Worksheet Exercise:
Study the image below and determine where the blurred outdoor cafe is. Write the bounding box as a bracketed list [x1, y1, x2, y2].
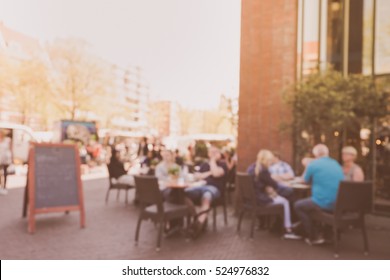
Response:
[100, 133, 380, 258]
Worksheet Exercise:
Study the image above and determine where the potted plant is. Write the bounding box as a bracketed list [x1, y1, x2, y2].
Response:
[168, 166, 180, 180]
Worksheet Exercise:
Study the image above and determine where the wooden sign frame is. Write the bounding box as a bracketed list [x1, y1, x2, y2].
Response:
[24, 142, 85, 233]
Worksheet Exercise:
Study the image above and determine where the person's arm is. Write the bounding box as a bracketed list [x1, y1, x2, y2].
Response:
[194, 163, 211, 180]
[303, 163, 314, 183]
[353, 166, 365, 182]
[277, 163, 295, 180]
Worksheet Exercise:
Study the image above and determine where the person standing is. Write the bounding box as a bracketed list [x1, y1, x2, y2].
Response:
[137, 137, 149, 158]
[0, 131, 12, 195]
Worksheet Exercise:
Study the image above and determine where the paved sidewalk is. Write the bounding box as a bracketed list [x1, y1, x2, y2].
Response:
[1, 178, 390, 260]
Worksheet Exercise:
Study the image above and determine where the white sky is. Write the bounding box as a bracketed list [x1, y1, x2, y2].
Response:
[0, 0, 241, 109]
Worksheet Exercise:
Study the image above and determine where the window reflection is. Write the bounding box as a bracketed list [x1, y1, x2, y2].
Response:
[297, 0, 390, 77]
[302, 0, 320, 76]
[362, 0, 374, 75]
[375, 0, 390, 74]
[327, 0, 343, 71]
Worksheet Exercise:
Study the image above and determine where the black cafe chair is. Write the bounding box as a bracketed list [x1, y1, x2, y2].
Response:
[225, 166, 236, 204]
[310, 181, 372, 258]
[105, 165, 135, 204]
[235, 172, 283, 239]
[134, 175, 192, 251]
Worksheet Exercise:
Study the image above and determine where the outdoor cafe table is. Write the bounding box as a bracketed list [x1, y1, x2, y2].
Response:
[284, 178, 311, 197]
[159, 178, 194, 237]
[161, 179, 189, 204]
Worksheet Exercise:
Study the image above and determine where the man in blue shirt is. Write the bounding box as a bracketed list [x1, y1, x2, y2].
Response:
[294, 144, 344, 245]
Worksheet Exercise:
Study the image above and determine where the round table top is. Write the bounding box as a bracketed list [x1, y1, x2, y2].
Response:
[161, 179, 190, 189]
[284, 177, 311, 189]
[290, 182, 310, 189]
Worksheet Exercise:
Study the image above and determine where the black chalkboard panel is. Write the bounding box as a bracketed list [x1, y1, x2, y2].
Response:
[34, 145, 80, 208]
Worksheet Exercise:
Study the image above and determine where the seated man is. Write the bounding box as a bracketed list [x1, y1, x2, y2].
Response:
[269, 152, 295, 200]
[185, 146, 227, 237]
[269, 152, 295, 182]
[294, 144, 344, 245]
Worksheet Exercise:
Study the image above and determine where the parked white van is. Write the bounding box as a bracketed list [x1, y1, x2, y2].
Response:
[0, 122, 38, 164]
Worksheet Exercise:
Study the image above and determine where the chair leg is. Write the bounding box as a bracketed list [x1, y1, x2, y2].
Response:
[135, 215, 143, 245]
[237, 210, 245, 233]
[250, 213, 256, 239]
[223, 204, 228, 226]
[186, 215, 191, 230]
[361, 217, 369, 255]
[156, 220, 164, 252]
[213, 207, 217, 231]
[116, 189, 120, 201]
[125, 189, 129, 204]
[333, 227, 339, 258]
[105, 189, 110, 204]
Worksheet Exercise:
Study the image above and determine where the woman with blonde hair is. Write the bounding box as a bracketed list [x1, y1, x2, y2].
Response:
[247, 149, 300, 239]
[342, 146, 364, 182]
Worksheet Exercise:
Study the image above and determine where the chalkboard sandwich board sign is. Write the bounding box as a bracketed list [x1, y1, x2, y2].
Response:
[23, 143, 86, 233]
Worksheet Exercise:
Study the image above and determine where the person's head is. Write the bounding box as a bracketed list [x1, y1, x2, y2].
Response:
[255, 149, 274, 176]
[161, 149, 174, 163]
[312, 144, 329, 158]
[208, 146, 221, 161]
[342, 146, 358, 163]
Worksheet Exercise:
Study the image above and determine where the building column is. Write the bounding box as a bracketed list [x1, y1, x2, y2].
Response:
[237, 0, 298, 171]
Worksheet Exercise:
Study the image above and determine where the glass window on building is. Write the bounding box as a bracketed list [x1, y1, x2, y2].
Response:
[375, 0, 390, 75]
[362, 0, 374, 75]
[327, 0, 343, 72]
[303, 0, 320, 76]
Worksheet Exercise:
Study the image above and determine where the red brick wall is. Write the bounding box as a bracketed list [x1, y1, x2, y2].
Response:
[237, 0, 298, 171]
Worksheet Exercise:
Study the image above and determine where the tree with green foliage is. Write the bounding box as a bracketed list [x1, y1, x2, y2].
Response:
[285, 70, 389, 172]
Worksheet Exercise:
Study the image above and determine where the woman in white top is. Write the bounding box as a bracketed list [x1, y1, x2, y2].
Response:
[155, 150, 180, 183]
[342, 146, 364, 182]
[0, 131, 12, 195]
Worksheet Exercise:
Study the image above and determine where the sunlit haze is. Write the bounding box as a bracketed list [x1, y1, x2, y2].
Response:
[0, 0, 241, 109]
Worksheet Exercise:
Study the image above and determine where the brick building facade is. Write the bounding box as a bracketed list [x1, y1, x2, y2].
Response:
[237, 0, 298, 171]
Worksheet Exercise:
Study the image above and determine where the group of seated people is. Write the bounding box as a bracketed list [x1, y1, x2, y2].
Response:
[247, 144, 364, 244]
[108, 145, 229, 238]
[107, 142, 365, 244]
